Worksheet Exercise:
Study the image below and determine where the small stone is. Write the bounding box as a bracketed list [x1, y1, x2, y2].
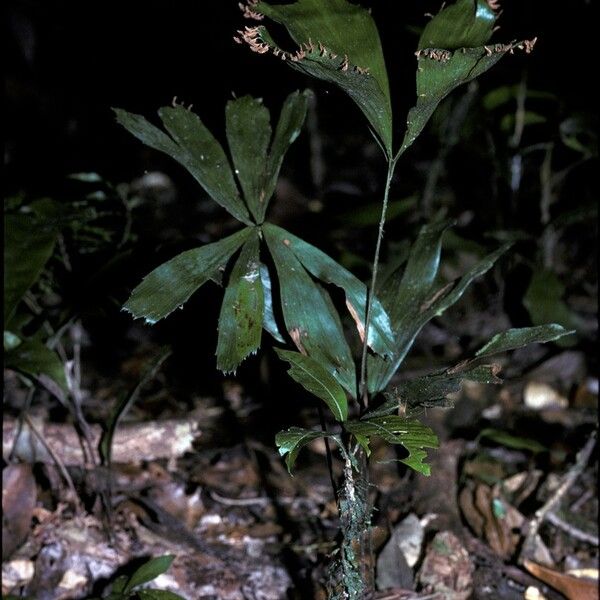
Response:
[524, 381, 568, 410]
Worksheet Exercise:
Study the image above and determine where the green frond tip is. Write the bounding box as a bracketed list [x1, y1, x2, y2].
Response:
[114, 90, 310, 225]
[216, 233, 264, 374]
[123, 228, 252, 324]
[239, 0, 393, 156]
[398, 0, 537, 158]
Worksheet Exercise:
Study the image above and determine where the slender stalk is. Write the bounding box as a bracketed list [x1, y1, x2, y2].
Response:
[318, 404, 339, 504]
[358, 158, 397, 409]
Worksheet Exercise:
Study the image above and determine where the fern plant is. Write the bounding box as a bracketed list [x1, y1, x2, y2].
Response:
[115, 1, 570, 597]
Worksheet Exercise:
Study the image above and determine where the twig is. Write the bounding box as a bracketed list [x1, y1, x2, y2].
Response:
[570, 488, 594, 512]
[518, 431, 597, 564]
[22, 414, 83, 513]
[67, 321, 98, 467]
[208, 489, 271, 506]
[545, 511, 599, 546]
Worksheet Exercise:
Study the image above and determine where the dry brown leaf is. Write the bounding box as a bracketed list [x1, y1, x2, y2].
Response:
[499, 470, 543, 506]
[524, 559, 599, 600]
[459, 485, 485, 537]
[2, 464, 37, 560]
[476, 483, 522, 559]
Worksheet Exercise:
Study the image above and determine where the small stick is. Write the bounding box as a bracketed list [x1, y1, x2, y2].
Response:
[23, 414, 83, 513]
[545, 511, 599, 546]
[518, 431, 597, 563]
[208, 490, 271, 507]
[570, 487, 593, 512]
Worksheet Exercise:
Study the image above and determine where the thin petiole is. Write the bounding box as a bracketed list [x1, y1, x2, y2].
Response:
[358, 158, 398, 409]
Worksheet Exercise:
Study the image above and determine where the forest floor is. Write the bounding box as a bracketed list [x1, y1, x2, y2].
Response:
[2, 331, 598, 600]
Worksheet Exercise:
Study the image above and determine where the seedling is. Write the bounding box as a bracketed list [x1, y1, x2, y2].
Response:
[116, 2, 570, 597]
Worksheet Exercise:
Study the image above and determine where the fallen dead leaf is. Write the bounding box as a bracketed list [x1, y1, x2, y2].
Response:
[2, 464, 37, 560]
[148, 479, 205, 530]
[524, 559, 599, 600]
[499, 470, 543, 506]
[460, 482, 524, 560]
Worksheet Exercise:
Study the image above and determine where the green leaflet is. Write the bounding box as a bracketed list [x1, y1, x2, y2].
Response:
[367, 222, 512, 393]
[399, 0, 533, 156]
[114, 107, 252, 225]
[225, 90, 311, 224]
[116, 92, 310, 225]
[478, 428, 548, 454]
[262, 90, 312, 220]
[4, 214, 57, 324]
[264, 223, 394, 357]
[106, 574, 128, 596]
[158, 106, 251, 224]
[345, 417, 439, 476]
[226, 96, 272, 223]
[4, 339, 68, 399]
[364, 363, 502, 419]
[124, 228, 252, 324]
[259, 263, 285, 343]
[275, 349, 348, 421]
[216, 234, 264, 373]
[122, 555, 174, 593]
[275, 426, 344, 474]
[419, 0, 495, 50]
[264, 226, 356, 396]
[475, 324, 574, 358]
[251, 0, 393, 156]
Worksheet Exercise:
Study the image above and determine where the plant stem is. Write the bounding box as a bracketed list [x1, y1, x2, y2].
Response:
[329, 449, 373, 599]
[337, 158, 396, 598]
[359, 159, 397, 409]
[318, 404, 339, 504]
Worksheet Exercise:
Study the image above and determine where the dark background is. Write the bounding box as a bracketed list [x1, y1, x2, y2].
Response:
[5, 0, 598, 194]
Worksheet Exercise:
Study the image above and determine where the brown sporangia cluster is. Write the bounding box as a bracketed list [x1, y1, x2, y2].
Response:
[415, 48, 453, 62]
[238, 0, 263, 21]
[415, 37, 537, 64]
[234, 3, 371, 75]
